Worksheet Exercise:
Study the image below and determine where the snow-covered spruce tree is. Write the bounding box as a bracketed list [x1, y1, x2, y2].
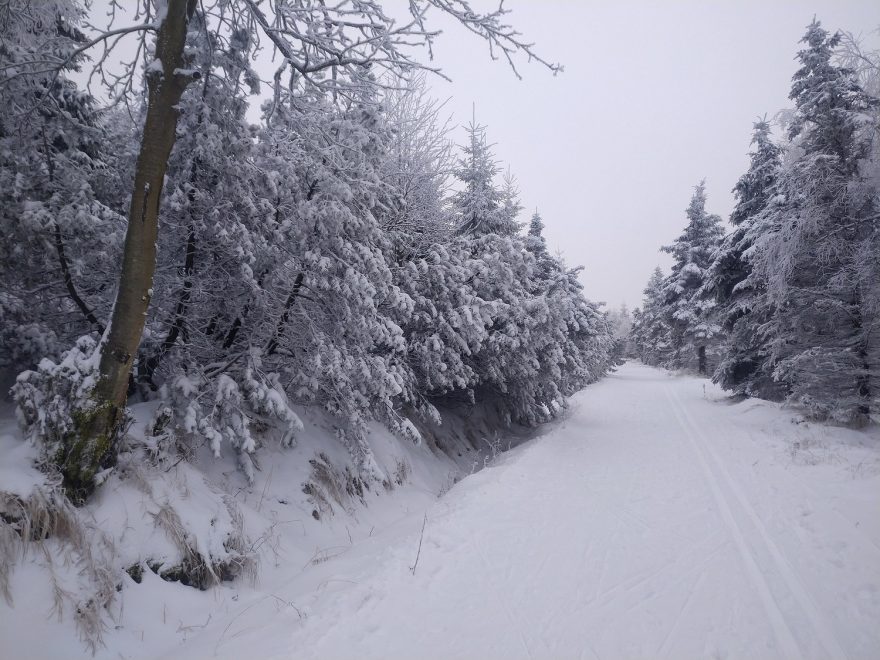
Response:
[0, 1, 122, 370]
[659, 182, 725, 374]
[630, 267, 672, 366]
[525, 211, 556, 278]
[705, 119, 786, 399]
[499, 169, 526, 235]
[455, 121, 518, 237]
[548, 262, 616, 394]
[477, 229, 612, 422]
[630, 306, 644, 356]
[752, 20, 879, 423]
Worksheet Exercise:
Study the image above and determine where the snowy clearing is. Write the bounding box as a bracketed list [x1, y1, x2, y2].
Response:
[143, 362, 879, 659]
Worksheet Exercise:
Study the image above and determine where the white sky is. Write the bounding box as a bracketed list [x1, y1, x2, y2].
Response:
[416, 0, 880, 309]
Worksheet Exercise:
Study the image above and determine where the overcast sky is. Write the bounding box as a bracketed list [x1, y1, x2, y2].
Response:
[415, 0, 880, 309]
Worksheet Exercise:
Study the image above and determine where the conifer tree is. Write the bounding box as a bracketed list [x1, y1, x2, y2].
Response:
[707, 120, 784, 398]
[753, 20, 878, 423]
[0, 1, 122, 368]
[631, 267, 671, 366]
[498, 169, 525, 236]
[524, 211, 556, 282]
[660, 182, 725, 374]
[454, 121, 507, 236]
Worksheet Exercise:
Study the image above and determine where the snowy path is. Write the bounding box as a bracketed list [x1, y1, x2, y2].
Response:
[170, 363, 880, 660]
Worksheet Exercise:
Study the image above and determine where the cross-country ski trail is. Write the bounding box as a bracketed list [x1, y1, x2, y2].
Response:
[166, 362, 880, 660]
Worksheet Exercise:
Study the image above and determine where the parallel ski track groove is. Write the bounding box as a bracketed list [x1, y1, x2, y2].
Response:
[668, 386, 848, 660]
[664, 386, 803, 660]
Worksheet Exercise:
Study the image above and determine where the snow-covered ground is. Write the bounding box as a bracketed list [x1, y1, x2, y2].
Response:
[4, 362, 880, 659]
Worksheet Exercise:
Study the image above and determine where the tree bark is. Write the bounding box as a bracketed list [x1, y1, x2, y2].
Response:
[63, 0, 197, 502]
[41, 128, 106, 335]
[267, 272, 305, 355]
[54, 222, 106, 335]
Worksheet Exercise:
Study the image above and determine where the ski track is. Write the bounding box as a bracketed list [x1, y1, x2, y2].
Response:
[163, 363, 880, 660]
[664, 385, 803, 659]
[668, 386, 849, 660]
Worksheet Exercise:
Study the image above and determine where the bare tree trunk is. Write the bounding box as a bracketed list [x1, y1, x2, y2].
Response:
[62, 0, 197, 502]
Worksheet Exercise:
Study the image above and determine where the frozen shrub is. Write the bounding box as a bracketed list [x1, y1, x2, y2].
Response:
[11, 336, 120, 501]
[156, 353, 303, 483]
